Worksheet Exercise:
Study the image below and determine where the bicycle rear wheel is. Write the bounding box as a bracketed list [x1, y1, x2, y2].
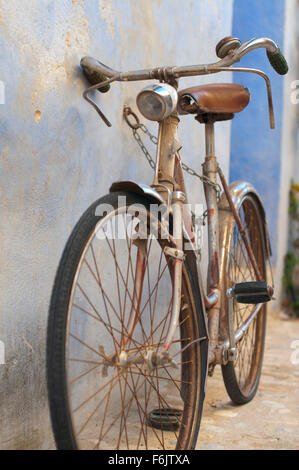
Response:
[47, 191, 207, 449]
[220, 193, 267, 404]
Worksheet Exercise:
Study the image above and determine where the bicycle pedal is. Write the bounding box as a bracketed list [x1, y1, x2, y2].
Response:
[228, 282, 274, 304]
[147, 408, 182, 431]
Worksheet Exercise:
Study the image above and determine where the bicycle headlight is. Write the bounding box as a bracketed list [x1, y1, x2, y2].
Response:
[136, 83, 178, 121]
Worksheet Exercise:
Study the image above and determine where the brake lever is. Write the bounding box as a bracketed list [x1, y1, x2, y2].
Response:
[208, 66, 275, 129]
[82, 76, 118, 127]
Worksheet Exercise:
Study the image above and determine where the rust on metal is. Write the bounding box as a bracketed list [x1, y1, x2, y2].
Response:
[123, 105, 140, 129]
[207, 208, 215, 223]
[210, 250, 219, 288]
[204, 290, 218, 309]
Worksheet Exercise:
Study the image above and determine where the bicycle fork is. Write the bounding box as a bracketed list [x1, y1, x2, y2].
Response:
[123, 114, 187, 360]
[122, 195, 185, 354]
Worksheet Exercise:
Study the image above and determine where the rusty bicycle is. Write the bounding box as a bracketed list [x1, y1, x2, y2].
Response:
[47, 36, 288, 450]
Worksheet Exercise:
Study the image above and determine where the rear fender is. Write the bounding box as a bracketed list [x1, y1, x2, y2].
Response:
[218, 180, 271, 341]
[219, 180, 271, 259]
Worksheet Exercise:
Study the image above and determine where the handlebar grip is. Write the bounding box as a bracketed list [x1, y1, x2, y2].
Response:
[266, 47, 288, 75]
[80, 57, 111, 93]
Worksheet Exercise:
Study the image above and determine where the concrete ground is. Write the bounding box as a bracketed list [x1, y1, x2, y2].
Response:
[196, 313, 299, 450]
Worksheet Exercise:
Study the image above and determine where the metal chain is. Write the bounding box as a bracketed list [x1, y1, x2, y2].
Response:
[132, 121, 222, 201]
[180, 162, 222, 202]
[132, 124, 157, 170]
[131, 119, 215, 234]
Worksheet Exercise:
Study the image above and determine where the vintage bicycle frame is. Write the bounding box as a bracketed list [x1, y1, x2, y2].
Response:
[112, 108, 268, 368]
[82, 37, 279, 367]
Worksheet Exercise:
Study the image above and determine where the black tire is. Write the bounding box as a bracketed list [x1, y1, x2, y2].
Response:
[47, 191, 208, 450]
[220, 194, 267, 405]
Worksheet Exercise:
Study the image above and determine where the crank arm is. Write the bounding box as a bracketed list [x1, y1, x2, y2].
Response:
[220, 282, 273, 364]
[220, 303, 262, 364]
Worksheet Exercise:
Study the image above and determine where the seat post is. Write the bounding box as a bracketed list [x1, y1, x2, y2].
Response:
[205, 122, 215, 157]
[203, 121, 217, 183]
[202, 120, 221, 354]
[205, 122, 215, 158]
[202, 120, 219, 282]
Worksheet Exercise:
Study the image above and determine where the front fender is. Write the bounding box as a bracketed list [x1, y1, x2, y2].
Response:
[110, 180, 164, 205]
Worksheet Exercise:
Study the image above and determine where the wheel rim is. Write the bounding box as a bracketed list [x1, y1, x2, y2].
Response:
[64, 205, 199, 449]
[227, 196, 266, 397]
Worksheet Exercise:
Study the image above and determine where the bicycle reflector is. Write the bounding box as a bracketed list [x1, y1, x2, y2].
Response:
[136, 83, 178, 121]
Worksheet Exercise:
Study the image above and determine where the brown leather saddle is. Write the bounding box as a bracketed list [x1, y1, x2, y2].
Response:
[178, 83, 250, 123]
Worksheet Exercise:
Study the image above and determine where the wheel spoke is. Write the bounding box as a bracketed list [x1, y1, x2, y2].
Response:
[60, 203, 201, 449]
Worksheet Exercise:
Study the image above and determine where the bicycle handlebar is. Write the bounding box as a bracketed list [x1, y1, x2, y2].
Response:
[81, 36, 288, 91]
[81, 36, 288, 128]
[236, 37, 288, 75]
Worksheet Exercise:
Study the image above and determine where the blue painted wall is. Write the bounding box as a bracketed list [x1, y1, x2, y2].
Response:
[230, 0, 286, 259]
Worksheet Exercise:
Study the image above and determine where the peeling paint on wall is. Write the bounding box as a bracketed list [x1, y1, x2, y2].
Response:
[98, 0, 116, 38]
[34, 110, 42, 123]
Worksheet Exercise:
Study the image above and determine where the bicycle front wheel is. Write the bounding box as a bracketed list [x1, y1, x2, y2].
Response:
[220, 193, 267, 404]
[47, 191, 206, 450]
